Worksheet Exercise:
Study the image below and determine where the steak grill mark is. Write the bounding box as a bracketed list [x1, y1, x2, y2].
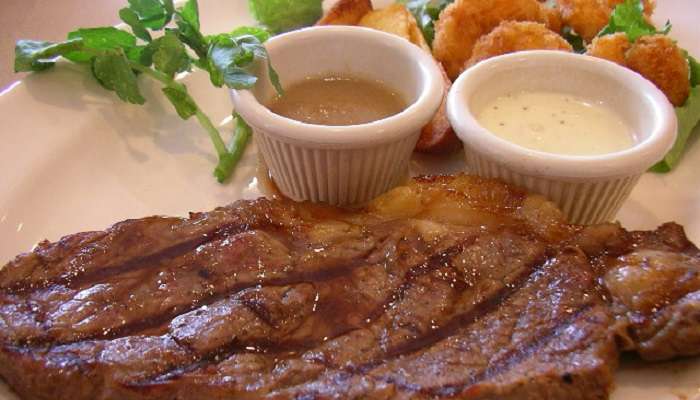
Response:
[2, 220, 258, 295]
[1, 176, 699, 400]
[135, 238, 484, 384]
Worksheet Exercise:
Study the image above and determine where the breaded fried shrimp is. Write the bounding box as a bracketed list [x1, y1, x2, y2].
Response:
[541, 5, 564, 33]
[626, 35, 690, 106]
[586, 32, 630, 65]
[433, 0, 558, 79]
[466, 21, 572, 67]
[559, 0, 656, 42]
[587, 34, 690, 106]
[557, 0, 611, 42]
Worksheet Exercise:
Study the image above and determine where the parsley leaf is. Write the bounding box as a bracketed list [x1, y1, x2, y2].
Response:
[91, 49, 145, 104]
[127, 0, 171, 30]
[223, 67, 258, 89]
[562, 27, 586, 53]
[229, 26, 271, 42]
[206, 33, 282, 94]
[149, 32, 190, 77]
[119, 7, 152, 42]
[239, 35, 283, 94]
[162, 0, 175, 19]
[173, 2, 207, 59]
[126, 44, 152, 65]
[598, 0, 670, 41]
[65, 27, 137, 63]
[14, 39, 83, 72]
[13, 0, 282, 183]
[179, 0, 200, 31]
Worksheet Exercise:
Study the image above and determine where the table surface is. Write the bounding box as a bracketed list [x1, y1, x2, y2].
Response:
[0, 0, 123, 90]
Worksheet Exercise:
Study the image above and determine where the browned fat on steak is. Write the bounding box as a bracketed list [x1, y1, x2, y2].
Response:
[0, 175, 699, 400]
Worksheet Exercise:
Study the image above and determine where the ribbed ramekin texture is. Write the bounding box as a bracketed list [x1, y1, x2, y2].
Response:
[465, 151, 641, 225]
[255, 131, 419, 206]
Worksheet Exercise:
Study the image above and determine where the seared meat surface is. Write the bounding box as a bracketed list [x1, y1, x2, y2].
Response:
[0, 175, 698, 400]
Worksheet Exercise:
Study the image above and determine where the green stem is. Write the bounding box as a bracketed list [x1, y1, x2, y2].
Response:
[129, 60, 227, 158]
[195, 109, 227, 157]
[128, 61, 175, 87]
[227, 116, 252, 166]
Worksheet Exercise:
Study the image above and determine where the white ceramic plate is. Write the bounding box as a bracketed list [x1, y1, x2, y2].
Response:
[0, 1, 698, 399]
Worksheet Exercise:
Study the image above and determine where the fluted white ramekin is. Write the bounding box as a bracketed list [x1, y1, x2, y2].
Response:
[446, 51, 677, 224]
[230, 26, 443, 205]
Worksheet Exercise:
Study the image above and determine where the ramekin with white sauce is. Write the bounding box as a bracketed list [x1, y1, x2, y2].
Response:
[446, 50, 677, 224]
[231, 26, 443, 205]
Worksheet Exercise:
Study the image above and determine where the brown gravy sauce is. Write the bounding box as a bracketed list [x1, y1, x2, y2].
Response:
[267, 75, 406, 126]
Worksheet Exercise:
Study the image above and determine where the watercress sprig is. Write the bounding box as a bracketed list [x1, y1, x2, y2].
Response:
[14, 0, 281, 183]
[597, 0, 671, 41]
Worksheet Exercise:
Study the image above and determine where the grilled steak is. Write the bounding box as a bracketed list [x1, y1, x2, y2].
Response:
[0, 175, 698, 400]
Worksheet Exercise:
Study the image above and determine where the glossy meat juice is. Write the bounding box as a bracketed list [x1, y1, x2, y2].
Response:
[0, 176, 698, 400]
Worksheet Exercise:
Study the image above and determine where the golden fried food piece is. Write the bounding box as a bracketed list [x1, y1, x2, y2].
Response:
[557, 0, 610, 42]
[626, 35, 690, 107]
[316, 0, 372, 26]
[407, 12, 432, 53]
[415, 63, 462, 153]
[558, 0, 655, 42]
[356, 4, 453, 152]
[357, 4, 431, 52]
[466, 21, 572, 67]
[433, 0, 559, 80]
[318, 2, 430, 53]
[328, 3, 450, 152]
[586, 32, 630, 65]
[541, 5, 564, 33]
[359, 4, 412, 40]
[587, 33, 690, 106]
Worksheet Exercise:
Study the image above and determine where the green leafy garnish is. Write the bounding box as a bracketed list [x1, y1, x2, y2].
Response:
[651, 56, 700, 172]
[596, 0, 699, 172]
[562, 27, 585, 53]
[228, 26, 271, 43]
[214, 114, 252, 182]
[690, 55, 700, 85]
[148, 32, 190, 77]
[399, 0, 452, 46]
[127, 0, 173, 30]
[13, 0, 282, 183]
[207, 32, 283, 94]
[248, 0, 322, 34]
[178, 0, 200, 31]
[14, 39, 83, 72]
[598, 0, 670, 41]
[91, 49, 146, 104]
[119, 8, 153, 42]
[65, 27, 137, 63]
[173, 0, 207, 59]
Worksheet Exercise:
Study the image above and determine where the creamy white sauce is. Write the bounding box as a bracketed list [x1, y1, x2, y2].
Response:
[476, 91, 635, 156]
